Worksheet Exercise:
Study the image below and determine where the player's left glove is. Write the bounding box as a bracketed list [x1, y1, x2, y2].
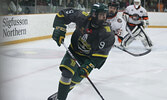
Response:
[52, 24, 66, 46]
[79, 60, 95, 78]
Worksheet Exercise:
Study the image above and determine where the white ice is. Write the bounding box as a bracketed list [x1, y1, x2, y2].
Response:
[0, 28, 167, 100]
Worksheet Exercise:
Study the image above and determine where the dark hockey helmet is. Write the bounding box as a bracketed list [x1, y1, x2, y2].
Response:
[107, 1, 120, 18]
[90, 3, 108, 16]
[108, 1, 120, 9]
[90, 3, 108, 28]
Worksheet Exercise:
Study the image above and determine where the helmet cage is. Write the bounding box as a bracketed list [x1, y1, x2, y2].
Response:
[134, 0, 141, 8]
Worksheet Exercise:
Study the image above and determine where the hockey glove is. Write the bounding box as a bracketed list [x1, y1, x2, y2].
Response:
[79, 60, 95, 78]
[140, 20, 149, 27]
[52, 24, 66, 46]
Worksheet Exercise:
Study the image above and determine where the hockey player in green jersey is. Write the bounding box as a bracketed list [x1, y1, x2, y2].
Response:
[48, 3, 115, 100]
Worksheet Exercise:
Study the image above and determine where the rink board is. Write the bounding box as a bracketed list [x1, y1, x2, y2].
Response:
[0, 12, 167, 45]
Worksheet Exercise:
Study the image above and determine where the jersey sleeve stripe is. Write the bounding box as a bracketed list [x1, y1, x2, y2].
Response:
[92, 54, 108, 58]
[142, 16, 148, 20]
[57, 13, 65, 17]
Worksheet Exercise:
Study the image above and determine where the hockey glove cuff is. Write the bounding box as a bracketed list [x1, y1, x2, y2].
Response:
[52, 25, 67, 46]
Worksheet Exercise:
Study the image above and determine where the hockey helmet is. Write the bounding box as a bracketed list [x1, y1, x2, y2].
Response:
[107, 1, 120, 18]
[108, 1, 120, 8]
[134, 0, 141, 8]
[90, 3, 108, 16]
[90, 3, 108, 28]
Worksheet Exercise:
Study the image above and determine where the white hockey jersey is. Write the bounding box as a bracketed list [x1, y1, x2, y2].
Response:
[107, 13, 126, 43]
[123, 5, 148, 25]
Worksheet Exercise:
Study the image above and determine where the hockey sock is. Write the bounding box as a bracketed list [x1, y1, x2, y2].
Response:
[57, 82, 70, 100]
[68, 82, 76, 92]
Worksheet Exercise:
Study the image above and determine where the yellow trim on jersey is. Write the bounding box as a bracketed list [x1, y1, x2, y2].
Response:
[92, 54, 108, 58]
[59, 80, 71, 85]
[60, 65, 75, 75]
[104, 26, 111, 32]
[75, 52, 87, 56]
[82, 11, 89, 16]
[57, 13, 64, 17]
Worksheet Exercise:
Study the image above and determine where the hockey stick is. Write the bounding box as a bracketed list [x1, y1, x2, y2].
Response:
[62, 42, 105, 100]
[114, 45, 151, 57]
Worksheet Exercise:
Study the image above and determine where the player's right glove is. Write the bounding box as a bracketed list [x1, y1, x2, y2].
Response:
[79, 60, 95, 78]
[52, 24, 67, 46]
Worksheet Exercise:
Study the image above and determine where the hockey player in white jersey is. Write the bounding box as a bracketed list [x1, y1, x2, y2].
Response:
[107, 1, 126, 46]
[122, 0, 153, 50]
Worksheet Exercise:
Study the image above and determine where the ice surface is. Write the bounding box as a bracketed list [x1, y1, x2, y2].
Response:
[0, 28, 167, 100]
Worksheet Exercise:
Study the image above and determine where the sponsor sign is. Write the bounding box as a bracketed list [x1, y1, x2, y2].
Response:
[0, 16, 28, 42]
